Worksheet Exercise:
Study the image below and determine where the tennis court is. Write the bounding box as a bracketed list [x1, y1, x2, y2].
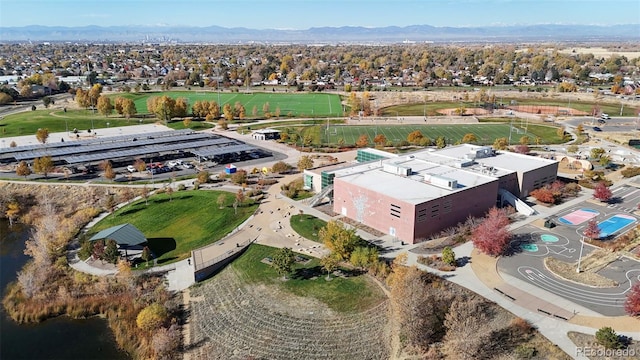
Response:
[597, 214, 636, 238]
[325, 124, 537, 146]
[557, 208, 599, 225]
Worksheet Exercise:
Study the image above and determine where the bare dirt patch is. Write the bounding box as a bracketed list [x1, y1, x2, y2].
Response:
[436, 107, 490, 115]
[544, 257, 619, 288]
[558, 47, 640, 59]
[508, 104, 588, 116]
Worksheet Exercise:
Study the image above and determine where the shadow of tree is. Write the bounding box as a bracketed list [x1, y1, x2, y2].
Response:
[147, 237, 177, 258]
[505, 233, 536, 256]
[291, 265, 324, 280]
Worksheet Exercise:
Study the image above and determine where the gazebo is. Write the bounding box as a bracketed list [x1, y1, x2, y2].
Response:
[89, 223, 147, 259]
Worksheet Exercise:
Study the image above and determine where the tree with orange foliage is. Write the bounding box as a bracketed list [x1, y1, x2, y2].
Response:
[373, 134, 387, 147]
[356, 134, 369, 148]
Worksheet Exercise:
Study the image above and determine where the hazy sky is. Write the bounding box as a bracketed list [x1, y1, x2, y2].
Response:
[1, 0, 639, 28]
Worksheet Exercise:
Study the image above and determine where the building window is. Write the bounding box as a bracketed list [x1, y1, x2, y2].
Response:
[417, 208, 427, 222]
[390, 204, 401, 218]
[443, 200, 452, 214]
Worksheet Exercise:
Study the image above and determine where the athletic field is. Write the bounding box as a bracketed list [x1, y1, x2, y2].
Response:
[116, 91, 343, 117]
[323, 124, 544, 145]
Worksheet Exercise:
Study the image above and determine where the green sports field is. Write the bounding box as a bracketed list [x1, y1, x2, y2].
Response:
[115, 91, 344, 118]
[321, 123, 563, 145]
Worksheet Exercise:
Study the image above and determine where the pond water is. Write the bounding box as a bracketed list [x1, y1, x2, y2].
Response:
[0, 220, 129, 360]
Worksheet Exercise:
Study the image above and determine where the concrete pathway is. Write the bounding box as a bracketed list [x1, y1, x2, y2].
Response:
[404, 242, 640, 359]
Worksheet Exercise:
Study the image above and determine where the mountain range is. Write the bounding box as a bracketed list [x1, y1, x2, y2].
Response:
[0, 24, 638, 43]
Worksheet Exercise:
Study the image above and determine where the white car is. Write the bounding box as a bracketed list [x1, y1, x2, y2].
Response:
[127, 165, 136, 173]
[181, 163, 194, 169]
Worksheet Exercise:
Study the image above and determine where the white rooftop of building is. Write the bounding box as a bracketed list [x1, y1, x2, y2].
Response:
[432, 144, 557, 172]
[333, 160, 498, 206]
[332, 144, 557, 205]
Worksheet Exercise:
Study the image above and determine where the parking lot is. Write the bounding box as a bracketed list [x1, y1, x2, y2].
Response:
[0, 127, 279, 181]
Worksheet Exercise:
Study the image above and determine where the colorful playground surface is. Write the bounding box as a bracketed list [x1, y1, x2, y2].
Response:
[500, 225, 640, 316]
[515, 232, 572, 257]
[597, 214, 637, 238]
[557, 208, 599, 225]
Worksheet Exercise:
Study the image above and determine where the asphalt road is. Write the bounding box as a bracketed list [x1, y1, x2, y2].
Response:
[563, 115, 640, 133]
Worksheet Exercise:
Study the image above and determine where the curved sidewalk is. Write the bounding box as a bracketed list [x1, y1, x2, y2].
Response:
[405, 242, 640, 359]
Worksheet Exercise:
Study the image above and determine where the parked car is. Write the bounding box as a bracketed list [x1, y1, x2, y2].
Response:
[181, 163, 194, 169]
[127, 165, 136, 173]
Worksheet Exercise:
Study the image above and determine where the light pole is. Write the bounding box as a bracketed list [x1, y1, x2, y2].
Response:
[576, 236, 585, 273]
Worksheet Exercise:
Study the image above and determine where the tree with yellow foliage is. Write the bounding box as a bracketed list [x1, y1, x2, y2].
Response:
[136, 303, 168, 331]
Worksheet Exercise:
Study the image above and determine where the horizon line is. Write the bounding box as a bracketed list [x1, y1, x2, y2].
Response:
[2, 23, 639, 30]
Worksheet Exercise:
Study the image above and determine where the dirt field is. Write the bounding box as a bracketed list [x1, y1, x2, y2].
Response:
[436, 107, 490, 115]
[558, 47, 640, 60]
[507, 104, 588, 116]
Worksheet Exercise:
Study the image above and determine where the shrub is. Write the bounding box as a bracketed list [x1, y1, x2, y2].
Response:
[514, 345, 537, 359]
[417, 255, 433, 266]
[197, 171, 210, 184]
[624, 282, 640, 317]
[510, 317, 534, 334]
[271, 161, 291, 174]
[442, 247, 456, 266]
[621, 166, 640, 178]
[530, 187, 555, 204]
[563, 182, 581, 197]
[136, 303, 168, 331]
[595, 327, 623, 349]
[78, 239, 93, 260]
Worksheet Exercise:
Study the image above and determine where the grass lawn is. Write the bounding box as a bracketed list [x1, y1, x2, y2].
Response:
[88, 190, 258, 265]
[289, 214, 327, 242]
[231, 244, 386, 312]
[0, 109, 163, 138]
[114, 91, 344, 118]
[0, 109, 213, 138]
[314, 123, 563, 146]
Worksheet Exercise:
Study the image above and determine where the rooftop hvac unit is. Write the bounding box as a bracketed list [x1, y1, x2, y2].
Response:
[454, 159, 475, 168]
[383, 163, 412, 176]
[475, 146, 494, 159]
[423, 174, 458, 190]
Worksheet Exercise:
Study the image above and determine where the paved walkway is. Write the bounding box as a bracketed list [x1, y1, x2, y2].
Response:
[404, 242, 640, 359]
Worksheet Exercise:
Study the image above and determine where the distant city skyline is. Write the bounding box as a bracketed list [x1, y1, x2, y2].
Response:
[1, 0, 639, 29]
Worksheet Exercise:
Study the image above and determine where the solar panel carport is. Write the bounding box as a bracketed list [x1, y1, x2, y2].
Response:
[63, 137, 241, 164]
[1, 129, 270, 169]
[191, 144, 257, 157]
[12, 132, 213, 161]
[1, 129, 195, 157]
